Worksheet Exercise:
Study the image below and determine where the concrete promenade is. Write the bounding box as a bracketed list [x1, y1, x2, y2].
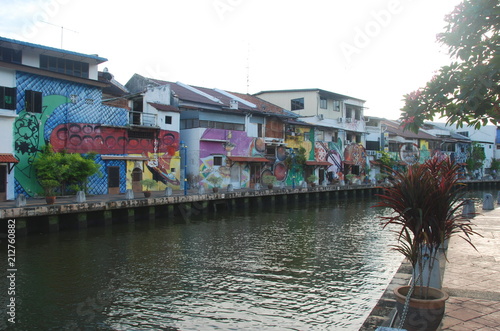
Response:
[361, 206, 500, 330]
[440, 206, 500, 330]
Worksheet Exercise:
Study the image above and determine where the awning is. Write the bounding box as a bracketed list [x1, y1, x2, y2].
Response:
[305, 161, 331, 166]
[101, 155, 150, 161]
[0, 154, 19, 163]
[0, 153, 19, 173]
[227, 156, 271, 163]
[342, 160, 355, 165]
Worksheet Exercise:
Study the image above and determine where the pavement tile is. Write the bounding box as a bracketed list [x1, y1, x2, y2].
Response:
[481, 310, 500, 324]
[465, 301, 499, 315]
[440, 316, 462, 329]
[440, 208, 500, 331]
[471, 316, 500, 328]
[446, 307, 485, 321]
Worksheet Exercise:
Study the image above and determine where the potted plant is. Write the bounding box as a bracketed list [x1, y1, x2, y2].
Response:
[262, 175, 277, 189]
[206, 176, 223, 192]
[375, 173, 388, 184]
[345, 174, 356, 185]
[40, 179, 59, 205]
[307, 174, 318, 187]
[140, 178, 156, 198]
[374, 158, 478, 331]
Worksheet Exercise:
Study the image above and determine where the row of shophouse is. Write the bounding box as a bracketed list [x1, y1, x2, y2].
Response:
[0, 36, 499, 200]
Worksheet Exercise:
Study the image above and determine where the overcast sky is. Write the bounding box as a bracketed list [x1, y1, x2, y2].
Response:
[1, 0, 463, 119]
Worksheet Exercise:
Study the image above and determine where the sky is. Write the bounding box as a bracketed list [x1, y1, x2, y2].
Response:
[0, 0, 464, 120]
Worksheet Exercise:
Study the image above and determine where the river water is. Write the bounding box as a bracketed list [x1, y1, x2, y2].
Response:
[3, 197, 406, 330]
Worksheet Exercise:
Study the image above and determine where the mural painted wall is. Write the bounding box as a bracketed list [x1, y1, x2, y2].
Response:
[198, 129, 256, 188]
[344, 143, 368, 174]
[13, 72, 180, 196]
[315, 141, 343, 176]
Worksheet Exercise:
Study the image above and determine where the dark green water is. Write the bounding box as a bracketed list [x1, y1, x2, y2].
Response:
[2, 198, 406, 330]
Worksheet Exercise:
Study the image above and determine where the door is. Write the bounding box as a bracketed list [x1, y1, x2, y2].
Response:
[230, 164, 241, 189]
[131, 168, 142, 192]
[319, 168, 325, 185]
[249, 164, 262, 188]
[0, 165, 6, 201]
[107, 166, 120, 194]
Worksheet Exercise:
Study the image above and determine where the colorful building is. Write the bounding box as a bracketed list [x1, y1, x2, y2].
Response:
[0, 36, 181, 199]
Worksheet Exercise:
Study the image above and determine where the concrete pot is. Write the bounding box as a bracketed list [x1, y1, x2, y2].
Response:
[394, 285, 449, 331]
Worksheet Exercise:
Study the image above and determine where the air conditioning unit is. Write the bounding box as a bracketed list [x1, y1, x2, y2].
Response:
[337, 118, 343, 123]
[317, 114, 324, 120]
[345, 140, 351, 145]
[345, 118, 352, 123]
[229, 99, 238, 109]
[366, 150, 377, 156]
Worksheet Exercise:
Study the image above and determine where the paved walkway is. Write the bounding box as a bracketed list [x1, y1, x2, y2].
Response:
[440, 206, 500, 330]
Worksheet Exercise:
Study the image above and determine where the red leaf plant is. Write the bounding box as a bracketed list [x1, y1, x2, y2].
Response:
[374, 157, 479, 298]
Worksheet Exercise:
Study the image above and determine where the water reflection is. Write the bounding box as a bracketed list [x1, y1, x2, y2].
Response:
[3, 198, 405, 330]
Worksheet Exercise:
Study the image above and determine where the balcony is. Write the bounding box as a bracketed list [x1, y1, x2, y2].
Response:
[129, 111, 157, 127]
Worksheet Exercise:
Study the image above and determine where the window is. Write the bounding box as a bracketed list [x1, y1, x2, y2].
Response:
[0, 86, 16, 110]
[128, 130, 155, 140]
[25, 90, 42, 113]
[291, 98, 304, 111]
[346, 107, 352, 119]
[213, 156, 223, 166]
[0, 47, 22, 64]
[165, 116, 172, 124]
[266, 146, 276, 156]
[316, 130, 324, 141]
[257, 123, 263, 137]
[320, 97, 327, 109]
[181, 119, 244, 131]
[333, 100, 341, 112]
[40, 55, 89, 78]
[366, 141, 380, 150]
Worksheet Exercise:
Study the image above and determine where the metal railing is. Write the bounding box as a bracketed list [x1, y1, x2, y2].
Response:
[128, 111, 157, 127]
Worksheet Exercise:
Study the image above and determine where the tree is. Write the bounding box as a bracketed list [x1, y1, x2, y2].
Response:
[401, 0, 499, 132]
[33, 145, 101, 194]
[465, 142, 486, 175]
[377, 150, 397, 174]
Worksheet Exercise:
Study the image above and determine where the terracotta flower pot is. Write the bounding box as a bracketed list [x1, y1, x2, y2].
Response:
[45, 196, 56, 205]
[394, 285, 449, 331]
[143, 191, 151, 198]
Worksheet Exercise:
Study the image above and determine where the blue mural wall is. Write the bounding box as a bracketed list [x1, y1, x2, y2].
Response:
[13, 72, 128, 196]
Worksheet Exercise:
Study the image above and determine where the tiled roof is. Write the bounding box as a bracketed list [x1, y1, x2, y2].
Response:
[0, 154, 19, 163]
[229, 92, 288, 116]
[129, 74, 295, 119]
[383, 120, 437, 140]
[148, 102, 180, 112]
[149, 79, 223, 107]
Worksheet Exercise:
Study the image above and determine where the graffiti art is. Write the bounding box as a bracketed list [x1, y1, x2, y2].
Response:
[49, 123, 179, 155]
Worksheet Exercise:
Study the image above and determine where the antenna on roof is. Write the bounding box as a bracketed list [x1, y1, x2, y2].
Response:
[40, 21, 78, 49]
[246, 43, 250, 94]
